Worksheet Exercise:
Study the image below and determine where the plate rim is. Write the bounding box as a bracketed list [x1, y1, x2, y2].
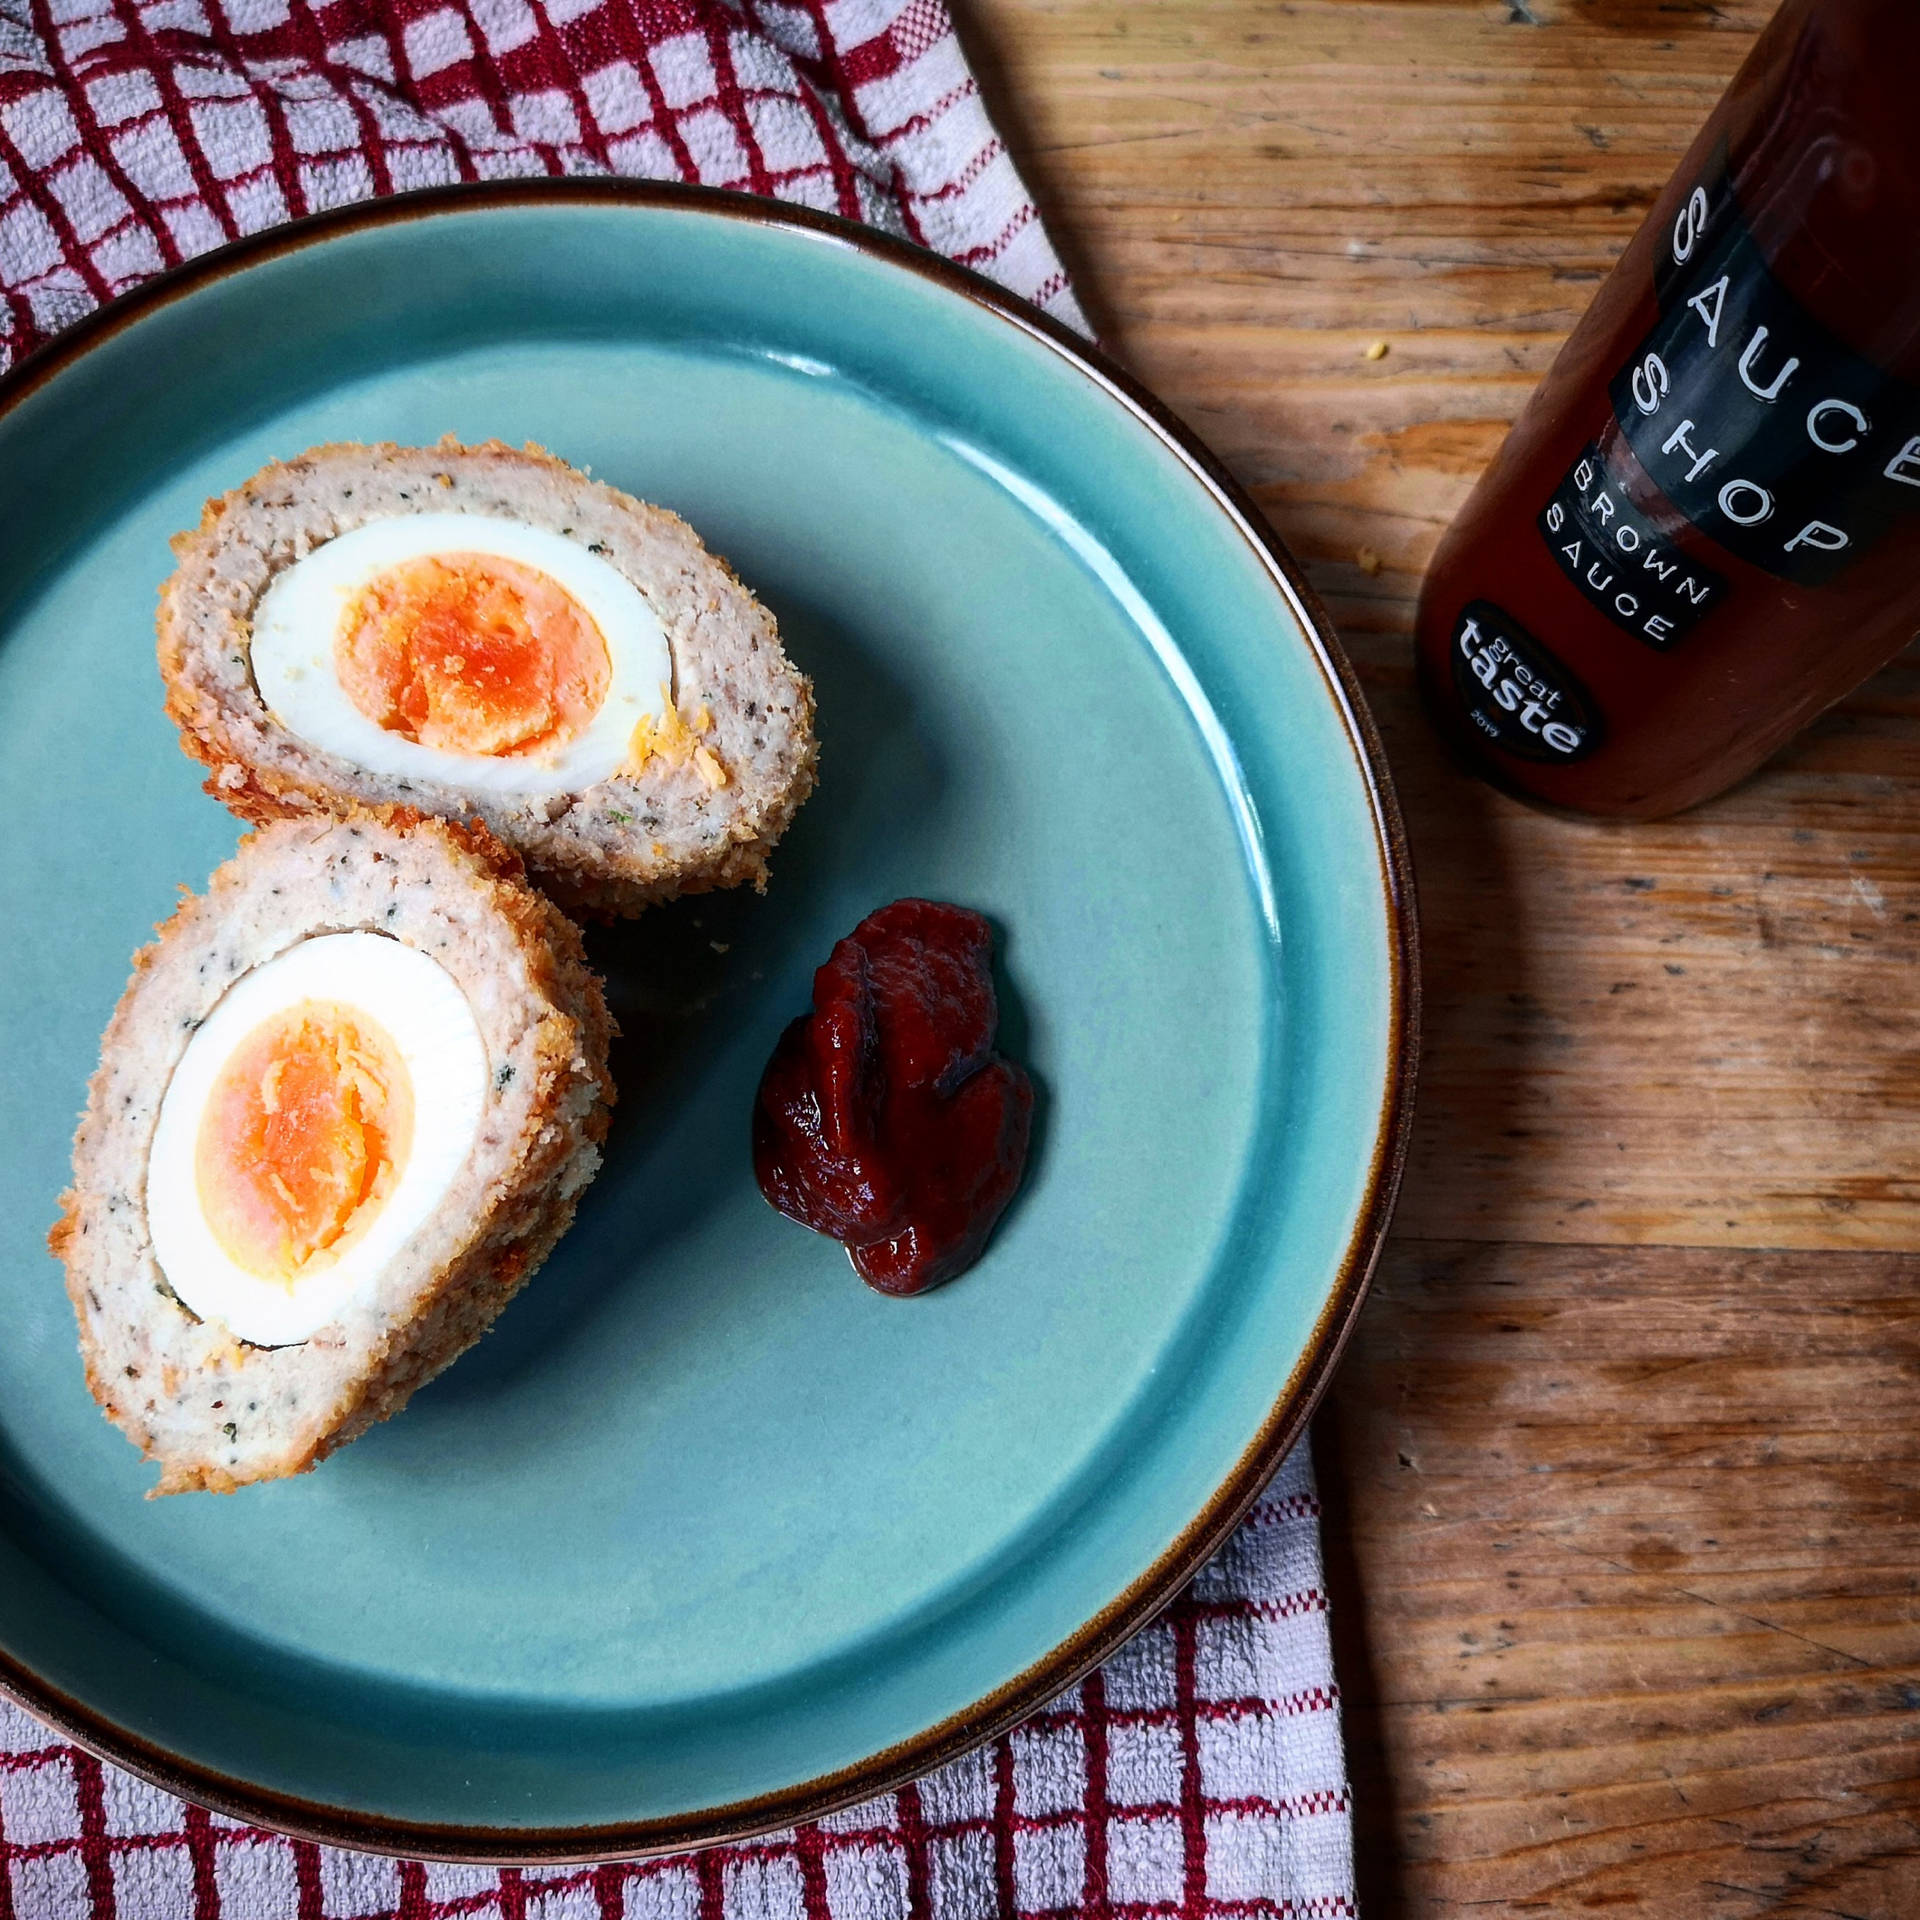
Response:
[0, 176, 1419, 1863]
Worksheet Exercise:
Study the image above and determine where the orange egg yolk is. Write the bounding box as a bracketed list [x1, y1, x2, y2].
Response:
[194, 1002, 415, 1285]
[335, 553, 611, 757]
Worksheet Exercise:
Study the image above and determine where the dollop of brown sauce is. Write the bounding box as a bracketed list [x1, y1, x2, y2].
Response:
[752, 899, 1034, 1294]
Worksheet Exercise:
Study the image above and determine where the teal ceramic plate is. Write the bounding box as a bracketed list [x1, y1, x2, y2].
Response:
[0, 183, 1415, 1860]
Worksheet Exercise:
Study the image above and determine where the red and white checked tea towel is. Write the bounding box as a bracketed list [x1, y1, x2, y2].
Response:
[0, 0, 1354, 1909]
[0, 0, 1088, 365]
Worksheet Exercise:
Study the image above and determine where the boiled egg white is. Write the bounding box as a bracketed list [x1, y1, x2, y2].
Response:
[250, 514, 672, 799]
[145, 932, 488, 1347]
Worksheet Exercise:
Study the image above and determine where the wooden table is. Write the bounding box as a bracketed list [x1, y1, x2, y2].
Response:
[956, 2, 1920, 1911]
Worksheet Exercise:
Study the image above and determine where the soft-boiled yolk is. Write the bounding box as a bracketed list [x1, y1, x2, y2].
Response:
[335, 553, 611, 757]
[194, 1002, 415, 1285]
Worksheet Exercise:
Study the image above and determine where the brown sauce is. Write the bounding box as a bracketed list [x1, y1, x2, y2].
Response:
[753, 899, 1033, 1295]
[1416, 0, 1920, 817]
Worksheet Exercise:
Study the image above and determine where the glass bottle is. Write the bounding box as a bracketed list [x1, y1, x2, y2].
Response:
[1415, 0, 1920, 818]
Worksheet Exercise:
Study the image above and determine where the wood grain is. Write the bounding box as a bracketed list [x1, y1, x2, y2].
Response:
[956, 0, 1920, 1910]
[1318, 1241, 1920, 1918]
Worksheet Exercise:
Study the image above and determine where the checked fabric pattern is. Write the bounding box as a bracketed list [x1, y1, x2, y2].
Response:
[0, 1453, 1355, 1919]
[0, 0, 1083, 372]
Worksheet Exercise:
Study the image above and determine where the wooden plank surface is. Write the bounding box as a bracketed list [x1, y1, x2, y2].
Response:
[956, 0, 1920, 1910]
[1317, 1242, 1920, 1917]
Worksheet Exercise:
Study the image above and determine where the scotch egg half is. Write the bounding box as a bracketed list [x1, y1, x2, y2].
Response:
[250, 513, 674, 799]
[144, 930, 489, 1348]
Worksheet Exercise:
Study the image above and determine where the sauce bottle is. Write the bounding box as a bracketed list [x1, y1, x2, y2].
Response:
[1415, 0, 1920, 818]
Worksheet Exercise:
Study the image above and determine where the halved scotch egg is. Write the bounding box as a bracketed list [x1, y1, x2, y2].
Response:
[159, 440, 817, 917]
[50, 813, 614, 1495]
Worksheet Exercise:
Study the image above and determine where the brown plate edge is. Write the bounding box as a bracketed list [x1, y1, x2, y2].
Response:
[0, 176, 1422, 1865]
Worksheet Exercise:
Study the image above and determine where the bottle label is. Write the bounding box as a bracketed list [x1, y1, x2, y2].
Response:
[1608, 147, 1920, 589]
[1538, 439, 1729, 650]
[1450, 600, 1601, 762]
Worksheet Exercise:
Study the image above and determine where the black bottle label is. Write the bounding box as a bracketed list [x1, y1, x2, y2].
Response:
[1450, 600, 1602, 762]
[1607, 147, 1920, 589]
[1539, 439, 1730, 650]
